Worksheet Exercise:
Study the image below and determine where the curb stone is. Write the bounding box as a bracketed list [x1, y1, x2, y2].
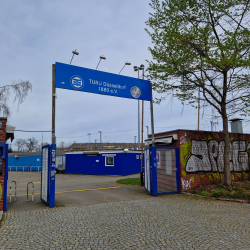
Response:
[0, 211, 3, 222]
[183, 192, 249, 203]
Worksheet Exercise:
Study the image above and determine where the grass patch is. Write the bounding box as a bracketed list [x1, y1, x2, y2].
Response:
[116, 177, 142, 186]
[185, 180, 250, 201]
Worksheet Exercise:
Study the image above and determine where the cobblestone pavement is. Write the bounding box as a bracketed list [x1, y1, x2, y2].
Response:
[1, 196, 250, 249]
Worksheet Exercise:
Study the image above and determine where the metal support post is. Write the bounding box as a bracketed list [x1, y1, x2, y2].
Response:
[10, 181, 17, 202]
[150, 82, 155, 146]
[138, 100, 140, 150]
[52, 64, 56, 144]
[27, 182, 34, 201]
[140, 68, 145, 186]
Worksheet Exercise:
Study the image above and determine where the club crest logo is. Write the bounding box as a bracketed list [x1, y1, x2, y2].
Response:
[70, 76, 84, 90]
[130, 86, 141, 98]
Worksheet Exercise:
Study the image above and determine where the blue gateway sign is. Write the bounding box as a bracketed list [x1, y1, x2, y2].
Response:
[55, 62, 151, 101]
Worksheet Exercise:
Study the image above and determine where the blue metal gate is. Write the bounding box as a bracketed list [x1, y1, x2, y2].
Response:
[144, 146, 180, 196]
[3, 144, 8, 212]
[41, 144, 56, 208]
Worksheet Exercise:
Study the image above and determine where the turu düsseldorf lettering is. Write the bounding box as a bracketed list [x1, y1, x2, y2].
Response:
[89, 79, 126, 95]
[89, 79, 126, 89]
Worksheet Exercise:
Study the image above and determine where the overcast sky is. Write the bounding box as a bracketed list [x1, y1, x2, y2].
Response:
[1, 0, 248, 150]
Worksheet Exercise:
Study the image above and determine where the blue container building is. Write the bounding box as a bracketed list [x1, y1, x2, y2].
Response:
[65, 150, 142, 176]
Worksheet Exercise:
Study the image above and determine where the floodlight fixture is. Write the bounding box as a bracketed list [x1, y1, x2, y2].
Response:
[119, 61, 131, 74]
[96, 55, 106, 69]
[139, 64, 145, 70]
[72, 50, 79, 55]
[70, 49, 79, 64]
[134, 66, 139, 71]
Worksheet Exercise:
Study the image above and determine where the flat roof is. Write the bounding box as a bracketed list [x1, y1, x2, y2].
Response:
[66, 150, 141, 155]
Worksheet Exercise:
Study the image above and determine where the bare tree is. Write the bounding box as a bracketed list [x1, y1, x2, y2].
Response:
[15, 139, 26, 152]
[0, 80, 32, 116]
[25, 137, 39, 152]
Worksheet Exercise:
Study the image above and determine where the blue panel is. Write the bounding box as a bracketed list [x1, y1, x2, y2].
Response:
[55, 62, 151, 101]
[49, 144, 56, 208]
[151, 147, 158, 197]
[3, 144, 8, 212]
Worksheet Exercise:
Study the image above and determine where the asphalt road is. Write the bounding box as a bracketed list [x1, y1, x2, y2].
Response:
[6, 171, 148, 211]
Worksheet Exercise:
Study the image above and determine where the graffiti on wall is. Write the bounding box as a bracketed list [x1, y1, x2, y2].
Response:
[181, 140, 250, 173]
[182, 179, 191, 190]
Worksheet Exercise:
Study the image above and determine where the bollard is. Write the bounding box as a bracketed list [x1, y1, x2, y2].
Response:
[10, 181, 17, 202]
[27, 182, 34, 201]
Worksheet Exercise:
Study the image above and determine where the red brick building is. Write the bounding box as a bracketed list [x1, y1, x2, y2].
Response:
[147, 129, 250, 192]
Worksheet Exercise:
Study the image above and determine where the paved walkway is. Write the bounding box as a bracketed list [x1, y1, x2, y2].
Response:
[1, 195, 250, 249]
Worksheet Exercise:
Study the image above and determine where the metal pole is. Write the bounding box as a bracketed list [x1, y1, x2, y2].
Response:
[150, 82, 155, 146]
[138, 70, 140, 150]
[88, 133, 91, 150]
[9, 183, 11, 202]
[52, 64, 56, 144]
[27, 182, 34, 202]
[140, 68, 145, 186]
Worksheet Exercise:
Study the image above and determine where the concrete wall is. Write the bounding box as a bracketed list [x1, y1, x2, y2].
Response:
[153, 130, 250, 192]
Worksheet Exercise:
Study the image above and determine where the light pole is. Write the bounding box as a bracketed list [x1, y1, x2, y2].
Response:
[98, 131, 102, 149]
[133, 65, 144, 150]
[119, 62, 131, 74]
[134, 64, 145, 186]
[70, 49, 79, 64]
[87, 133, 91, 150]
[96, 55, 106, 70]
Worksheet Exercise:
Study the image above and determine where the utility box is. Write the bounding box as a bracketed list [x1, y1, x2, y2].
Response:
[230, 118, 243, 133]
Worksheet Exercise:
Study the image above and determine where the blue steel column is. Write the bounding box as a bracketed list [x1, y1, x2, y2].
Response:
[151, 146, 157, 196]
[3, 144, 8, 212]
[175, 148, 181, 194]
[49, 144, 56, 208]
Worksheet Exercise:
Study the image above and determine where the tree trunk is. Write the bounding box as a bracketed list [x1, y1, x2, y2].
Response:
[221, 71, 231, 186]
[222, 112, 231, 185]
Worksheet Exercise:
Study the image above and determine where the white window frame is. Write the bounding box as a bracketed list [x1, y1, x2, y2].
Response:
[105, 156, 114, 166]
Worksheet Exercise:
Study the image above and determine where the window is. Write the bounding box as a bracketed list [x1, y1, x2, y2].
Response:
[105, 156, 114, 166]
